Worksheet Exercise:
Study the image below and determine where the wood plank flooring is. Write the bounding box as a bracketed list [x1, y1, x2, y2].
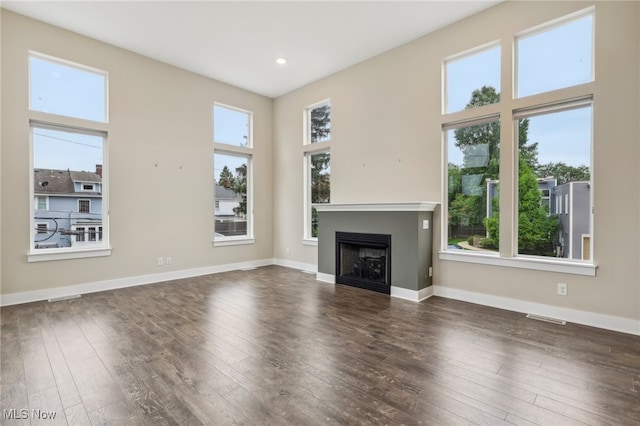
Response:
[1, 265, 639, 425]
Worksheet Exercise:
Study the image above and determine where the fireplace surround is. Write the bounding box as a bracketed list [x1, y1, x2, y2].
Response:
[315, 202, 438, 302]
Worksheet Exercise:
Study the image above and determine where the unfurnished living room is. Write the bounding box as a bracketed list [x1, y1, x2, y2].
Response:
[1, 1, 639, 425]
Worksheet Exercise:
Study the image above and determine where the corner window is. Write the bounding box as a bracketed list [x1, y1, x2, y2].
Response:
[213, 104, 253, 245]
[303, 100, 331, 241]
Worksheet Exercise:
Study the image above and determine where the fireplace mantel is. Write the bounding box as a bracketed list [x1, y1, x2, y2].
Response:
[315, 202, 438, 213]
[316, 202, 440, 302]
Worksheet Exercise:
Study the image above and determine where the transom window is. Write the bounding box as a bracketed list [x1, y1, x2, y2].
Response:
[29, 52, 108, 123]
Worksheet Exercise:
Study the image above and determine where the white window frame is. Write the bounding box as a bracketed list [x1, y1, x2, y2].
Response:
[439, 9, 596, 276]
[35, 195, 49, 210]
[213, 103, 254, 247]
[303, 99, 331, 244]
[28, 52, 110, 262]
[29, 51, 109, 123]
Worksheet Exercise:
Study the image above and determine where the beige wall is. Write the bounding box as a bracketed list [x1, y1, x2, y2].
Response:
[1, 11, 274, 296]
[2, 2, 639, 325]
[274, 1, 640, 321]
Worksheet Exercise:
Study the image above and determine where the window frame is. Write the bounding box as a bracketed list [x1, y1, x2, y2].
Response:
[28, 124, 110, 262]
[439, 9, 596, 276]
[213, 103, 254, 247]
[303, 99, 332, 244]
[29, 51, 109, 124]
[78, 199, 91, 214]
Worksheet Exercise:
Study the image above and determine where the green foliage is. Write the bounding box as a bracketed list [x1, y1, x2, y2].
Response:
[517, 159, 560, 254]
[536, 162, 590, 185]
[232, 163, 247, 216]
[218, 165, 235, 189]
[310, 104, 331, 143]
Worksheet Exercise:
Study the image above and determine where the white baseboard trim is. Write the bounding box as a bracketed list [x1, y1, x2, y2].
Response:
[272, 258, 317, 273]
[0, 258, 274, 307]
[433, 285, 640, 336]
[314, 273, 433, 302]
[391, 285, 434, 302]
[316, 272, 335, 284]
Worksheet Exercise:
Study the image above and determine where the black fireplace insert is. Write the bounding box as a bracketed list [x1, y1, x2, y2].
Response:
[335, 231, 391, 294]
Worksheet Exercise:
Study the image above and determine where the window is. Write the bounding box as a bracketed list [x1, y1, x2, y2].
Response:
[306, 151, 331, 238]
[303, 100, 331, 241]
[516, 13, 593, 98]
[35, 196, 48, 210]
[307, 102, 331, 144]
[445, 117, 500, 251]
[441, 9, 595, 275]
[213, 104, 253, 244]
[29, 53, 109, 261]
[515, 102, 592, 259]
[78, 199, 91, 213]
[444, 44, 500, 114]
[30, 53, 107, 122]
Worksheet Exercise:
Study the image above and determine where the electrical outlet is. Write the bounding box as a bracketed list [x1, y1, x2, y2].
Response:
[157, 257, 164, 266]
[166, 256, 172, 265]
[557, 282, 568, 296]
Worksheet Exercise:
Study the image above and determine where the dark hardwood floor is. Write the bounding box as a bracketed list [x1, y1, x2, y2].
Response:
[1, 265, 639, 425]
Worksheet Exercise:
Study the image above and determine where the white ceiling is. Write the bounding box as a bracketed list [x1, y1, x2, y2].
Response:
[2, 1, 502, 98]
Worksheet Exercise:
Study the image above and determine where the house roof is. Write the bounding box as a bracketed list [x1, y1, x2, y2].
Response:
[215, 184, 241, 201]
[69, 170, 101, 183]
[34, 169, 101, 195]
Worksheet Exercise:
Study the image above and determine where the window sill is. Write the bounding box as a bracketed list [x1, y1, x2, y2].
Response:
[28, 247, 112, 263]
[213, 237, 255, 247]
[438, 250, 596, 276]
[302, 238, 318, 247]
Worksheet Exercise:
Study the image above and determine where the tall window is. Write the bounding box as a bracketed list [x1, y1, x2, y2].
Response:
[445, 118, 500, 251]
[29, 52, 108, 258]
[515, 102, 592, 260]
[442, 8, 594, 272]
[213, 103, 253, 244]
[303, 101, 331, 240]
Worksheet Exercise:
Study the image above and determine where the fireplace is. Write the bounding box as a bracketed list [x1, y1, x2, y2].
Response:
[335, 231, 391, 294]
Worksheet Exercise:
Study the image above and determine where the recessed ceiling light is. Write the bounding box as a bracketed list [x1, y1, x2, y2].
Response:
[276, 57, 287, 65]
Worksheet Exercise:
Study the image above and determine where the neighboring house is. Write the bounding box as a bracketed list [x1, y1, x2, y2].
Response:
[214, 184, 246, 237]
[553, 181, 591, 261]
[486, 177, 590, 260]
[214, 184, 242, 217]
[33, 166, 103, 249]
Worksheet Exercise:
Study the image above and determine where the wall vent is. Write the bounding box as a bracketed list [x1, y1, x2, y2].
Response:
[526, 313, 566, 325]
